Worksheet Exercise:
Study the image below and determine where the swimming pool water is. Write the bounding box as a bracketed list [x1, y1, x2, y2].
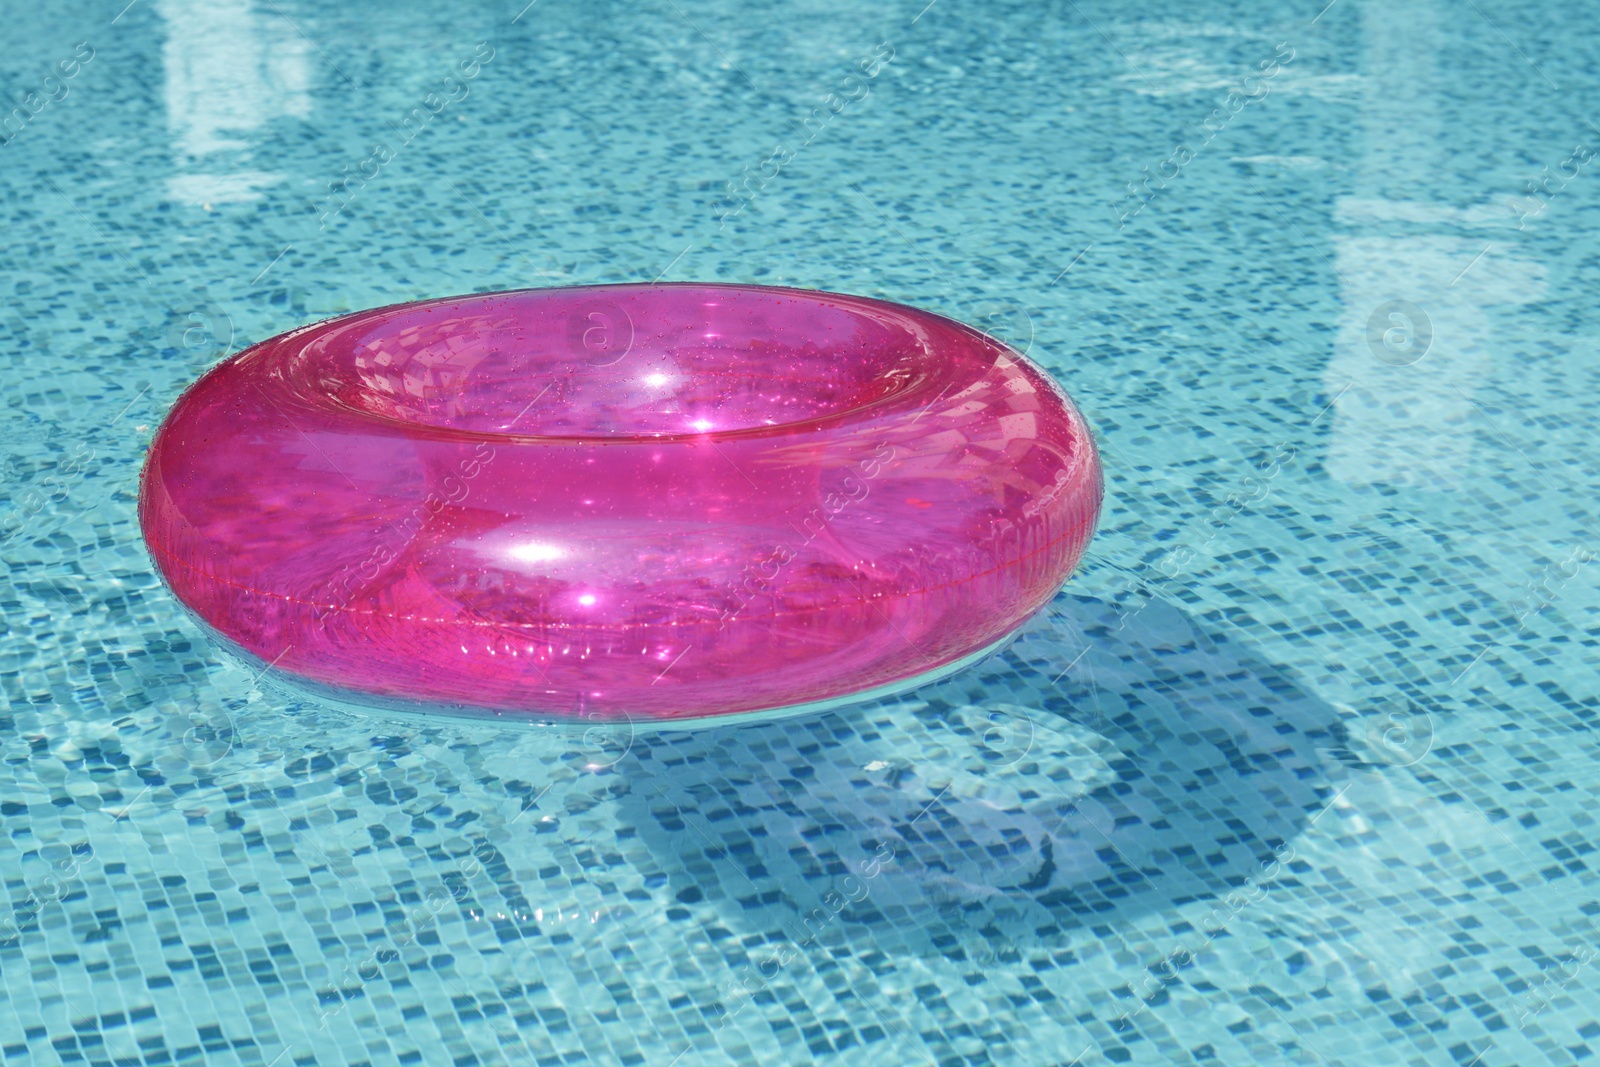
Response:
[3, 0, 1598, 1064]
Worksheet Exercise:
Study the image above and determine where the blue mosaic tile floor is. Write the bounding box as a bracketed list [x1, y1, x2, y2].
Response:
[4, 0, 1600, 1063]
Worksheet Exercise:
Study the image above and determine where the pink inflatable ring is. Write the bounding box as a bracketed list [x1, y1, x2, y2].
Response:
[140, 284, 1102, 724]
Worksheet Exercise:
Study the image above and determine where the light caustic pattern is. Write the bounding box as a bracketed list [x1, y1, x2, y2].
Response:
[139, 284, 1102, 722]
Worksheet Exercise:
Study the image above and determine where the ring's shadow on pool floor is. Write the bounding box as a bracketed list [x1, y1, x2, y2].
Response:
[613, 593, 1354, 969]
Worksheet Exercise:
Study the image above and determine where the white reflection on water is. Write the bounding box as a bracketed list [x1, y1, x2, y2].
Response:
[157, 0, 310, 205]
[1322, 0, 1543, 491]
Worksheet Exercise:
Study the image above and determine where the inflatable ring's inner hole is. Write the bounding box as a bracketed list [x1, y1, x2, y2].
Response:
[303, 288, 933, 438]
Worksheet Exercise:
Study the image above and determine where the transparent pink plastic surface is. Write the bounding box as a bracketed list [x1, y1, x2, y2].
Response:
[139, 284, 1102, 723]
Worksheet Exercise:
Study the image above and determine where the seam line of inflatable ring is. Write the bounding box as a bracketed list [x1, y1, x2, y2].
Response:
[297, 366, 943, 446]
[144, 515, 1098, 627]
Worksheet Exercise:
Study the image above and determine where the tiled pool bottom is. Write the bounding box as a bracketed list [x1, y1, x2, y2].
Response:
[3, 575, 1596, 1067]
[7, 0, 1600, 1059]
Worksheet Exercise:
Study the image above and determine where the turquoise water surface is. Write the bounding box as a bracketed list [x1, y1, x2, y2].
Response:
[4, 0, 1600, 1063]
